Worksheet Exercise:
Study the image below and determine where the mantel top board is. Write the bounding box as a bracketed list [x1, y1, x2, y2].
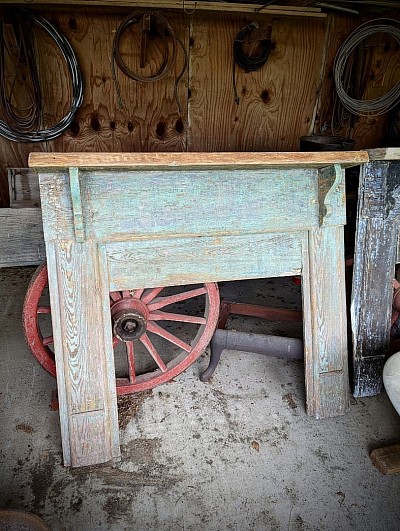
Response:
[29, 151, 369, 171]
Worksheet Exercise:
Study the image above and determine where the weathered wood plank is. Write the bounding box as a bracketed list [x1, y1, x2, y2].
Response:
[38, 168, 321, 242]
[45, 240, 120, 467]
[351, 217, 397, 396]
[301, 226, 349, 418]
[370, 444, 400, 475]
[351, 160, 400, 397]
[106, 232, 303, 291]
[0, 209, 45, 268]
[368, 148, 400, 162]
[29, 151, 369, 169]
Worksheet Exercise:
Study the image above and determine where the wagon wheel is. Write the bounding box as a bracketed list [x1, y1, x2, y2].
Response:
[23, 262, 219, 394]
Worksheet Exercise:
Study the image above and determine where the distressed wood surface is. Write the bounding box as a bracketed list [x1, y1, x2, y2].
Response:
[370, 444, 400, 475]
[0, 209, 45, 268]
[351, 160, 400, 397]
[29, 151, 368, 169]
[39, 168, 321, 242]
[106, 232, 303, 291]
[367, 148, 400, 162]
[45, 240, 120, 467]
[301, 226, 349, 418]
[36, 156, 352, 465]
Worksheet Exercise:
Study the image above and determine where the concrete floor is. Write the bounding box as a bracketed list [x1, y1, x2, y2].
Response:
[1, 266, 400, 531]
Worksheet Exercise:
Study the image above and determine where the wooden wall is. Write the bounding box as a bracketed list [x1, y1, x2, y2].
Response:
[0, 5, 398, 205]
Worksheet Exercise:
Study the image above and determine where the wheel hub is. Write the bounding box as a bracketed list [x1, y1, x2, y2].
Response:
[113, 310, 147, 341]
[110, 296, 149, 342]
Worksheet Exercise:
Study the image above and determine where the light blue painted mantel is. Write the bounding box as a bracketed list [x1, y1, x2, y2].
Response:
[29, 151, 369, 468]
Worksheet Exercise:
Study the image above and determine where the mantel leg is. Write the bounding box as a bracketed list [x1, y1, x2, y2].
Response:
[46, 240, 120, 467]
[302, 226, 349, 418]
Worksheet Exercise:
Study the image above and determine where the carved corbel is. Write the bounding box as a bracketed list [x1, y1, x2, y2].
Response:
[318, 163, 345, 227]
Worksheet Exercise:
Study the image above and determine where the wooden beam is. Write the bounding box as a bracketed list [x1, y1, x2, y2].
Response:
[5, 1, 326, 17]
[29, 151, 369, 170]
[0, 208, 45, 268]
[367, 148, 400, 161]
[370, 444, 400, 475]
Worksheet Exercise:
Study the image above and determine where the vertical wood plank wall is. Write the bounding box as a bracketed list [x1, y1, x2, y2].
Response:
[0, 6, 397, 205]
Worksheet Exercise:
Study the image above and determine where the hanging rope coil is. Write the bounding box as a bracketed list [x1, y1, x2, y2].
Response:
[334, 19, 400, 117]
[233, 21, 272, 104]
[0, 8, 83, 143]
[112, 11, 188, 114]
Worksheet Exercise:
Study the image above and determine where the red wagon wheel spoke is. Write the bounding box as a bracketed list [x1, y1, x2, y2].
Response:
[126, 341, 136, 382]
[141, 287, 164, 304]
[148, 310, 206, 325]
[132, 288, 145, 300]
[42, 336, 54, 346]
[140, 334, 168, 372]
[148, 287, 208, 311]
[23, 262, 220, 395]
[110, 292, 122, 302]
[147, 321, 192, 352]
[37, 306, 51, 314]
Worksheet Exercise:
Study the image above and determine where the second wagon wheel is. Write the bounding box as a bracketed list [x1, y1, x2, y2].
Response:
[23, 262, 219, 394]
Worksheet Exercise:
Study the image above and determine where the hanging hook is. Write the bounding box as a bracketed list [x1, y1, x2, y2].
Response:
[182, 0, 197, 15]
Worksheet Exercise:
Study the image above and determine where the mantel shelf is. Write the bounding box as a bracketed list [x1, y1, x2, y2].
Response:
[29, 151, 368, 170]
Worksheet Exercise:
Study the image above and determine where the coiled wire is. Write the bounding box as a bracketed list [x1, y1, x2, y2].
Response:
[112, 11, 188, 115]
[0, 11, 42, 133]
[0, 8, 83, 143]
[334, 19, 400, 117]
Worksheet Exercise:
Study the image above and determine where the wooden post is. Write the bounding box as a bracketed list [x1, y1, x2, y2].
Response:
[351, 149, 400, 397]
[301, 165, 349, 418]
[46, 240, 120, 467]
[38, 167, 120, 468]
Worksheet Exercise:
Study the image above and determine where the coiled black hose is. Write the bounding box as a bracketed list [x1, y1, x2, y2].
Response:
[0, 8, 83, 143]
[233, 22, 272, 104]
